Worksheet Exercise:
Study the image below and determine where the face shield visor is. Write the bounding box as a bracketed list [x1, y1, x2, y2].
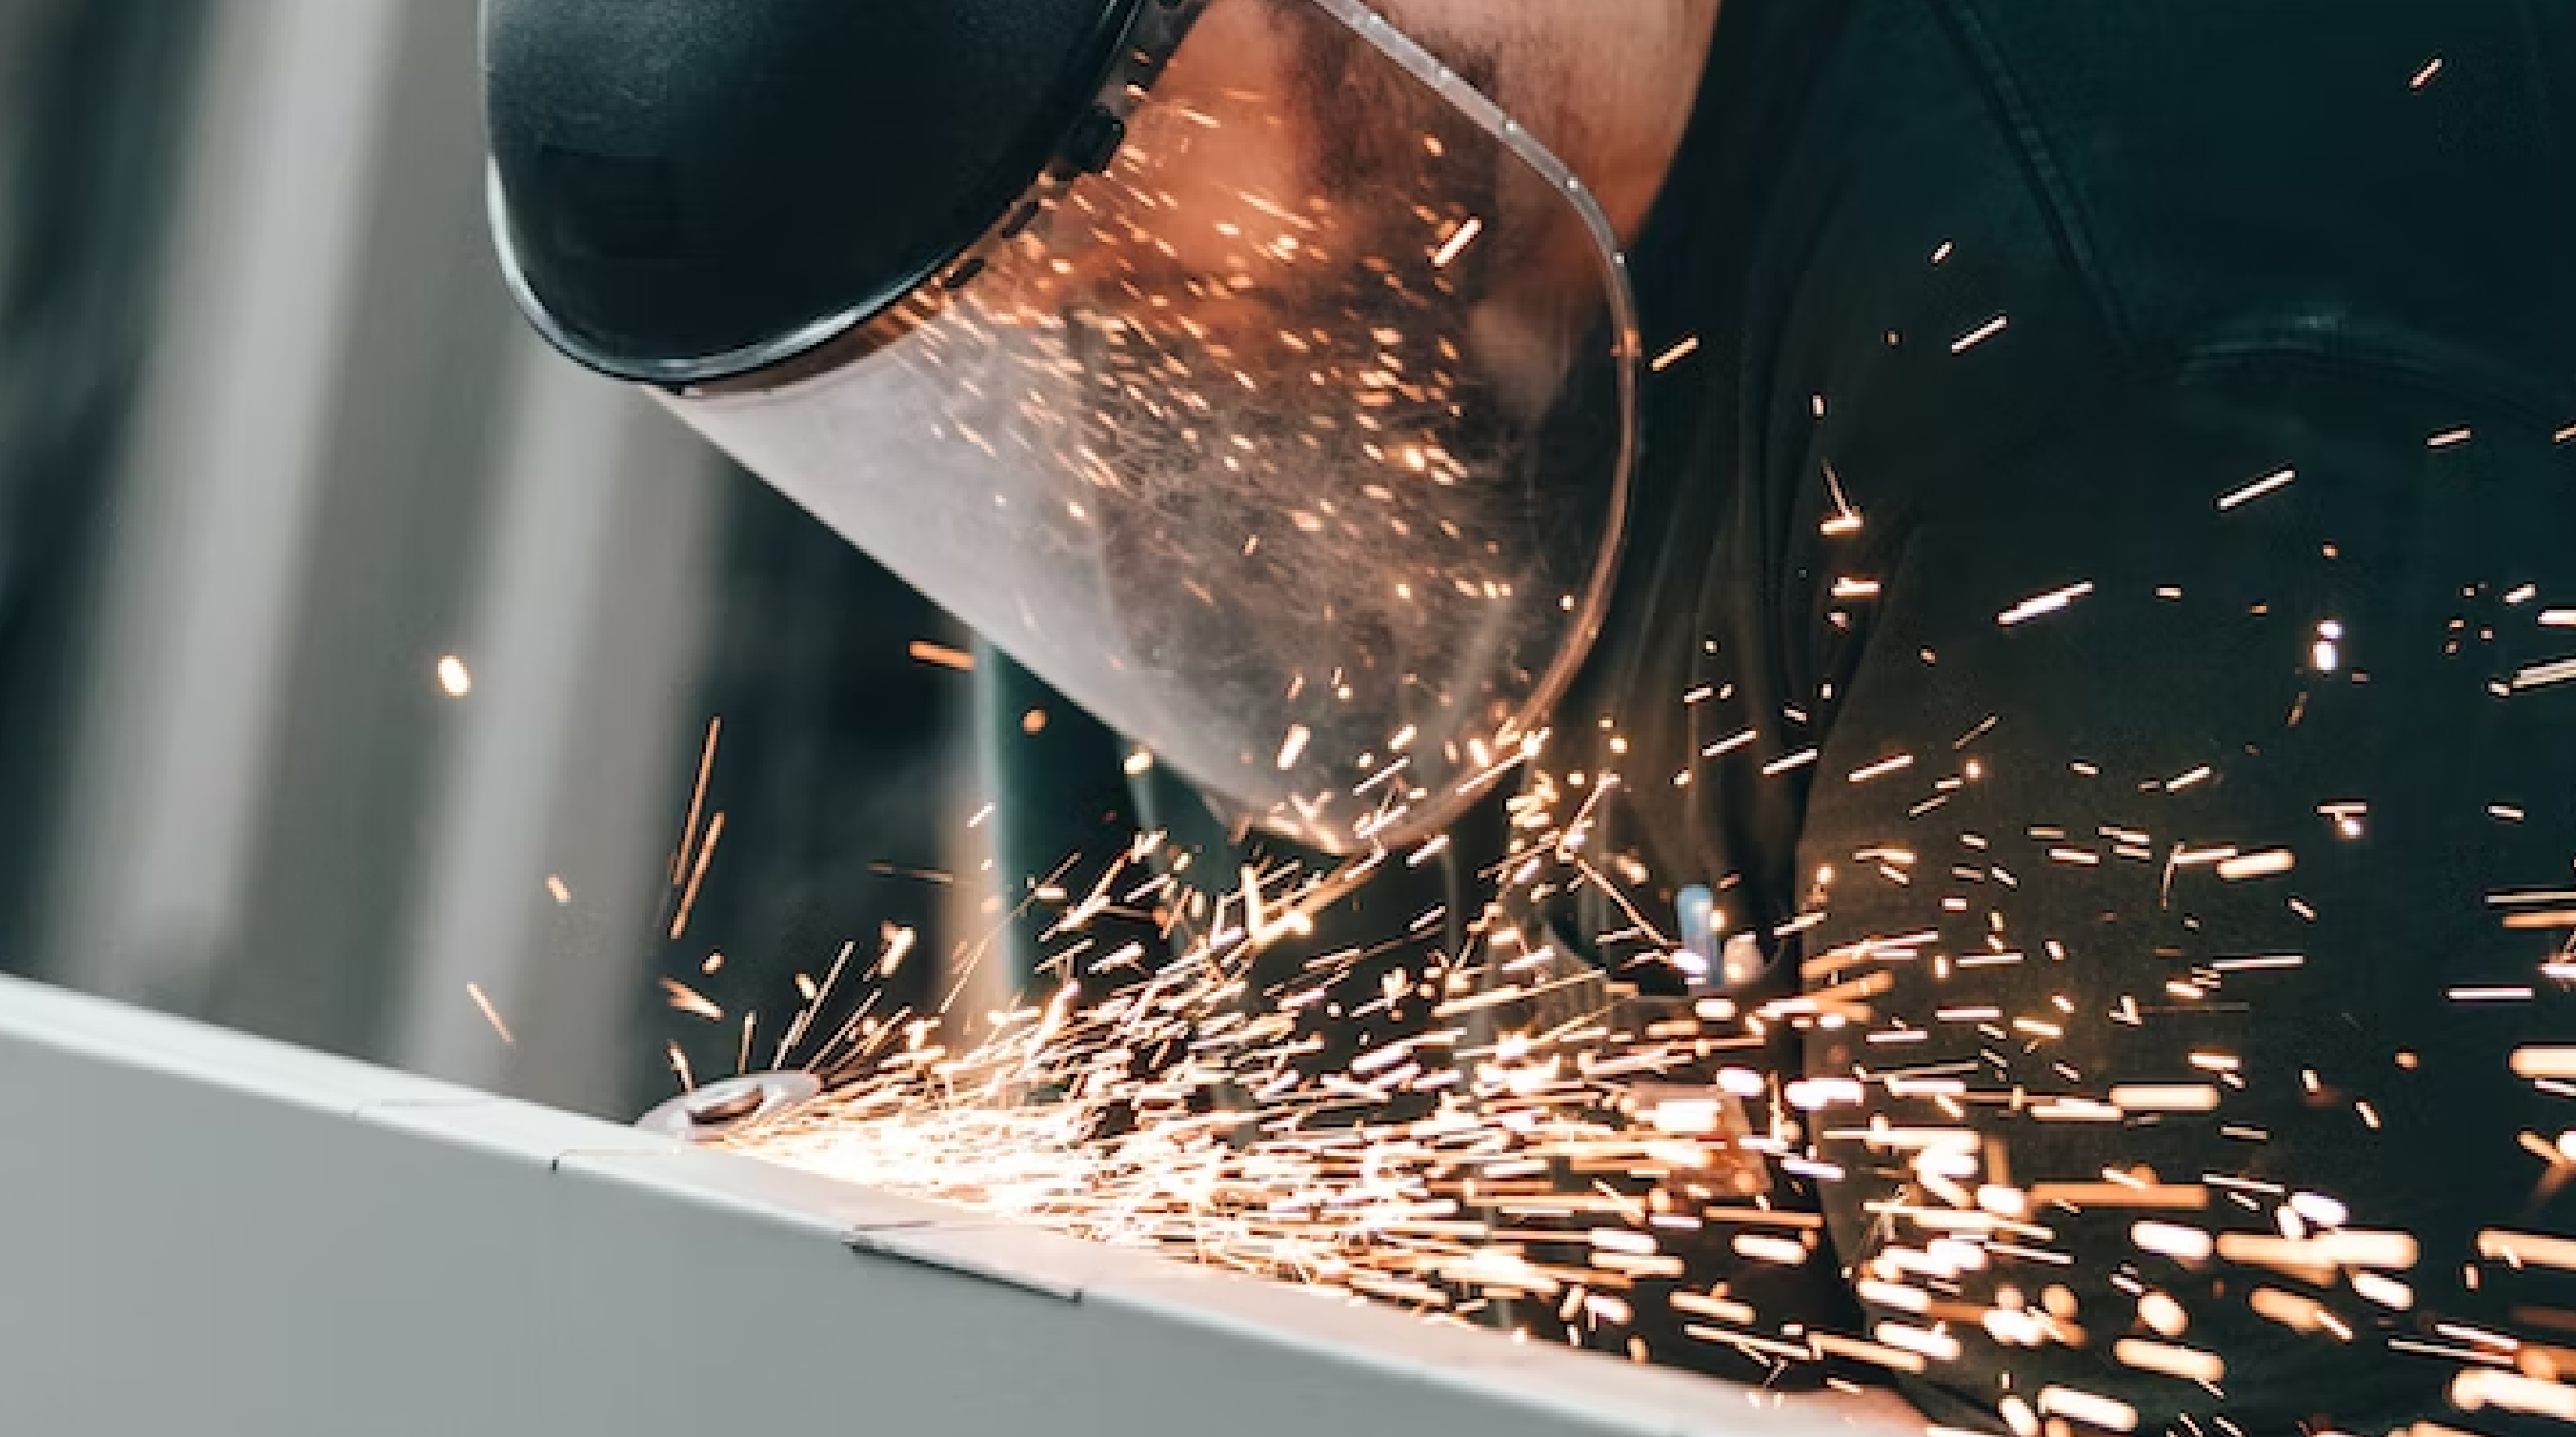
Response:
[495, 0, 1640, 853]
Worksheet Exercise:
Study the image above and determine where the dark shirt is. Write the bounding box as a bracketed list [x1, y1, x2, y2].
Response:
[1598, 0, 2576, 955]
[1575, 2, 2576, 1429]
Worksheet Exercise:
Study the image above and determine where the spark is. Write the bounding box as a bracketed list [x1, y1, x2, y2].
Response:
[670, 812, 726, 940]
[1651, 335, 1701, 372]
[545, 875, 571, 905]
[2209, 954, 2303, 972]
[1999, 581, 2094, 627]
[1847, 754, 1917, 784]
[2512, 657, 2576, 690]
[2248, 1287, 2341, 1335]
[878, 924, 917, 977]
[436, 655, 473, 698]
[1428, 215, 1483, 269]
[667, 1042, 694, 1092]
[674, 718, 721, 885]
[1811, 1333, 1924, 1373]
[2217, 467, 2296, 511]
[2217, 1229, 2418, 1270]
[2410, 55, 2445, 90]
[2451, 1369, 2576, 1423]
[1731, 1234, 1809, 1265]
[2113, 1339, 2223, 1385]
[1876, 1322, 1962, 1363]
[465, 983, 513, 1045]
[2107, 1083, 2221, 1112]
[1951, 314, 2010, 354]
[661, 977, 724, 1022]
[2479, 1229, 2576, 1271]
[2133, 1221, 2214, 1261]
[2512, 1047, 2576, 1079]
[908, 640, 976, 672]
[1276, 724, 1313, 771]
[2215, 848, 2296, 881]
[1702, 729, 1759, 759]
[2352, 1272, 2413, 1310]
[1856, 1279, 1931, 1312]
[2038, 1387, 2138, 1433]
[1821, 465, 1864, 536]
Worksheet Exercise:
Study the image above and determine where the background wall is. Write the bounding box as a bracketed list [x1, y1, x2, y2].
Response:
[0, 0, 1006, 1121]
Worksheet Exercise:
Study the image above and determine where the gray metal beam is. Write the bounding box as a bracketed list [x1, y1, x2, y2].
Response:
[0, 974, 1918, 1437]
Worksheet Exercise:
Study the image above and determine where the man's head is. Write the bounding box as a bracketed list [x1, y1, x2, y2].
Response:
[486, 0, 1719, 379]
[487, 0, 1713, 848]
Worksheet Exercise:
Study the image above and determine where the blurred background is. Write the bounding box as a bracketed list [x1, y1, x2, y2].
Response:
[0, 0, 1071, 1120]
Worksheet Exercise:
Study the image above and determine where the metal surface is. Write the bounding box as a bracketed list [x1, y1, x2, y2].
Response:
[635, 1068, 820, 1141]
[0, 973, 1921, 1437]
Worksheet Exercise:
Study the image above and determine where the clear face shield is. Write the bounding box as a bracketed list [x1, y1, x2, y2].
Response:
[654, 0, 1640, 853]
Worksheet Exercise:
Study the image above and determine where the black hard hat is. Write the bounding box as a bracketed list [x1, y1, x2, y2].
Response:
[482, 0, 1159, 384]
[482, 0, 1647, 853]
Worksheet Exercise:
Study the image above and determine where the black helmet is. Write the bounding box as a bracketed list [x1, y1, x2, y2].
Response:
[482, 0, 1642, 853]
[485, 0, 1164, 382]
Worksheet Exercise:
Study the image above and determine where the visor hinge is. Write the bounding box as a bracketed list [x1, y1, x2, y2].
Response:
[1056, 106, 1129, 178]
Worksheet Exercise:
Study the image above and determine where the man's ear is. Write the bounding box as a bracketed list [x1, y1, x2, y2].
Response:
[1374, 0, 1721, 247]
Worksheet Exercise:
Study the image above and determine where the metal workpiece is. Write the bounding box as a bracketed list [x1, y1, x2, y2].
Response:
[0, 975, 1916, 1437]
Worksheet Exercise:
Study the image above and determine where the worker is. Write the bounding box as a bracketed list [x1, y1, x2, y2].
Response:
[484, 1, 2576, 1431]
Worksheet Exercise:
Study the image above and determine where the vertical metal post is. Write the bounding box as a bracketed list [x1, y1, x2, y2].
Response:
[390, 346, 720, 1111]
[44, 0, 405, 1006]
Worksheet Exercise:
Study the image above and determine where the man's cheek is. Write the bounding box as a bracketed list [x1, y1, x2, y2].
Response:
[1115, 7, 1315, 278]
[1118, 114, 1310, 285]
[1139, 142, 1307, 278]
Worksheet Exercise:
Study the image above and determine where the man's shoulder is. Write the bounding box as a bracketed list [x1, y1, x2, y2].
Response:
[1756, 0, 2576, 484]
[1948, 1, 2567, 356]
